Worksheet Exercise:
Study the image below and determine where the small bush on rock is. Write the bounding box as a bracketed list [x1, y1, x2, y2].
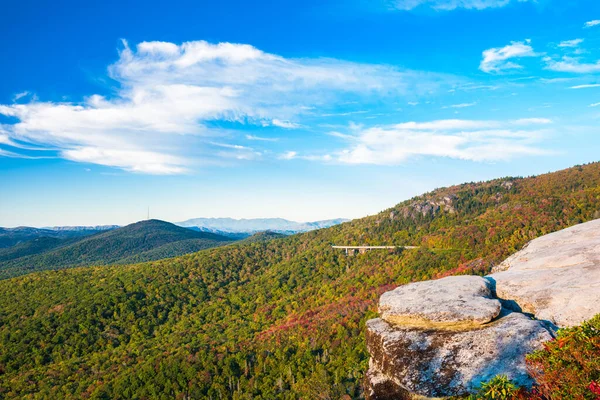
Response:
[470, 375, 521, 399]
[526, 314, 600, 399]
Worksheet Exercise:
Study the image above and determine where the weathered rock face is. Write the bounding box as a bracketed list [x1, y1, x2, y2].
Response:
[490, 218, 600, 327]
[366, 312, 552, 399]
[379, 276, 502, 331]
[365, 276, 553, 399]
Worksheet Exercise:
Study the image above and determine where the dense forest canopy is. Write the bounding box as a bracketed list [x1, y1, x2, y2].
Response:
[1, 163, 600, 399]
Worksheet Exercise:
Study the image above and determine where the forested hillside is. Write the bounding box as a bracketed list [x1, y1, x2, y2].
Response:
[0, 227, 109, 249]
[1, 163, 600, 399]
[0, 220, 232, 279]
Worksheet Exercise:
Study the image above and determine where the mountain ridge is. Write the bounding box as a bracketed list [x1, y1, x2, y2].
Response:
[176, 217, 349, 234]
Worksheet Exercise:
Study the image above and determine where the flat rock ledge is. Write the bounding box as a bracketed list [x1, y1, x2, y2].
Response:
[379, 276, 502, 331]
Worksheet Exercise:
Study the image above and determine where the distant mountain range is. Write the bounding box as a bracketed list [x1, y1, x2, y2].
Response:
[176, 217, 349, 236]
[42, 225, 120, 232]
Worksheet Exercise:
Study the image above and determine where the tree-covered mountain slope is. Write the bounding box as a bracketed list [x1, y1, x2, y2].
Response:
[1, 163, 600, 399]
[0, 226, 111, 249]
[238, 230, 288, 244]
[0, 237, 67, 262]
[0, 220, 232, 279]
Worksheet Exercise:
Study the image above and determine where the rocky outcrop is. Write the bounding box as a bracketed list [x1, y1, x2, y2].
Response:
[366, 312, 552, 399]
[365, 276, 552, 399]
[490, 218, 600, 328]
[365, 219, 600, 399]
[379, 276, 501, 331]
[404, 196, 457, 218]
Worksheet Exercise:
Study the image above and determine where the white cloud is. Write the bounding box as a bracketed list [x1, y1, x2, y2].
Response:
[512, 118, 552, 125]
[327, 131, 355, 139]
[271, 119, 301, 129]
[391, 0, 528, 11]
[0, 40, 456, 173]
[209, 142, 262, 161]
[589, 102, 600, 107]
[443, 102, 477, 109]
[245, 134, 278, 142]
[545, 56, 600, 73]
[480, 40, 538, 73]
[585, 20, 600, 28]
[333, 118, 552, 165]
[0, 133, 14, 146]
[558, 39, 584, 48]
[570, 83, 600, 89]
[12, 91, 31, 101]
[279, 151, 297, 160]
[63, 147, 187, 174]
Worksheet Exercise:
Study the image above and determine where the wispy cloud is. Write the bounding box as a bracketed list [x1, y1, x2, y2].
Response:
[279, 151, 297, 160]
[589, 102, 600, 107]
[443, 102, 477, 109]
[558, 38, 584, 48]
[545, 56, 600, 73]
[389, 0, 529, 11]
[480, 40, 538, 73]
[0, 40, 456, 174]
[330, 118, 552, 165]
[246, 134, 279, 142]
[271, 119, 301, 129]
[326, 131, 356, 139]
[570, 83, 600, 89]
[584, 20, 600, 28]
[12, 91, 31, 101]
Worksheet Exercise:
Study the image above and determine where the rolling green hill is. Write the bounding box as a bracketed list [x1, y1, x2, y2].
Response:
[0, 226, 110, 249]
[0, 237, 67, 262]
[1, 163, 600, 399]
[0, 220, 232, 279]
[238, 230, 288, 244]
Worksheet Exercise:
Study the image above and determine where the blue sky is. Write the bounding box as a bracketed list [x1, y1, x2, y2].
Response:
[2, 0, 600, 227]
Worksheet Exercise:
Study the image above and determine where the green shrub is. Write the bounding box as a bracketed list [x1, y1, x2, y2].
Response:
[471, 375, 520, 400]
[526, 314, 600, 399]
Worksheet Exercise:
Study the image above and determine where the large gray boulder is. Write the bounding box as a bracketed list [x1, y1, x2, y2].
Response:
[490, 218, 600, 327]
[379, 276, 502, 330]
[365, 312, 552, 399]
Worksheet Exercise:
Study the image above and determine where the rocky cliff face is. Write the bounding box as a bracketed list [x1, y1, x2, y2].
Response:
[365, 218, 600, 399]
